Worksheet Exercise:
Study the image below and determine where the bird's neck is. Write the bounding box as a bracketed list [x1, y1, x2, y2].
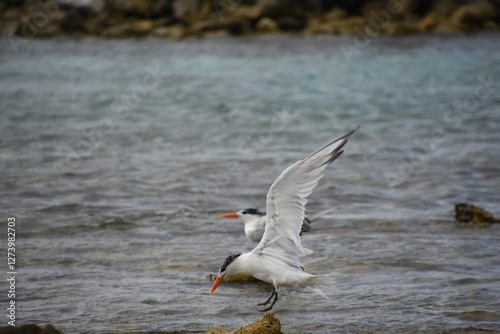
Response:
[228, 252, 253, 276]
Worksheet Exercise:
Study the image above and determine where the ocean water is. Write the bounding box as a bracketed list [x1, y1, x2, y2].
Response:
[0, 33, 499, 333]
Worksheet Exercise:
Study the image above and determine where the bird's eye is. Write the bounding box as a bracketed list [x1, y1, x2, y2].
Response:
[242, 210, 248, 214]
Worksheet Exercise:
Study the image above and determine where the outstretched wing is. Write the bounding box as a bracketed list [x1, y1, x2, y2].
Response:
[252, 126, 360, 269]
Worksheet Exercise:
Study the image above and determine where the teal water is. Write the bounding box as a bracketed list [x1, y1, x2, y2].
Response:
[1, 33, 499, 333]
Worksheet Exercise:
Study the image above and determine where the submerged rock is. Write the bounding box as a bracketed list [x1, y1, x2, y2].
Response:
[205, 312, 283, 334]
[455, 203, 499, 226]
[0, 324, 64, 334]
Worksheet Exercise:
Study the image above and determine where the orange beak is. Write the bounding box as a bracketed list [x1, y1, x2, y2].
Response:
[210, 274, 225, 295]
[220, 212, 240, 218]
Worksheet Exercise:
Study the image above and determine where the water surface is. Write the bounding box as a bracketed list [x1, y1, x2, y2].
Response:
[1, 33, 499, 333]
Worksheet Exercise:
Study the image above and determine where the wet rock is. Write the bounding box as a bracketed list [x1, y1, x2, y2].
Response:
[172, 0, 210, 22]
[276, 16, 306, 31]
[386, 20, 421, 35]
[257, 0, 306, 21]
[205, 326, 233, 334]
[99, 217, 136, 230]
[235, 312, 282, 334]
[101, 19, 155, 37]
[0, 324, 64, 334]
[232, 6, 263, 23]
[304, 8, 348, 34]
[57, 8, 88, 33]
[2, 0, 500, 37]
[330, 16, 366, 34]
[205, 312, 282, 334]
[151, 25, 188, 38]
[433, 0, 461, 17]
[193, 17, 247, 35]
[108, 0, 170, 19]
[455, 310, 500, 322]
[450, 0, 498, 32]
[455, 203, 499, 226]
[256, 17, 279, 32]
[418, 10, 459, 33]
[60, 0, 105, 13]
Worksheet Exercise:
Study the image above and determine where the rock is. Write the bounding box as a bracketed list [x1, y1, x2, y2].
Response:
[256, 17, 279, 32]
[432, 0, 461, 17]
[385, 20, 421, 35]
[276, 16, 306, 30]
[101, 19, 155, 37]
[232, 6, 263, 22]
[59, 0, 105, 13]
[418, 10, 458, 33]
[151, 25, 188, 38]
[57, 8, 88, 33]
[192, 17, 247, 35]
[205, 312, 282, 334]
[108, 0, 170, 18]
[0, 324, 64, 334]
[1, 0, 23, 7]
[257, 0, 305, 21]
[455, 203, 499, 226]
[361, 0, 424, 20]
[325, 7, 348, 21]
[307, 13, 366, 35]
[205, 326, 233, 334]
[173, 0, 210, 22]
[2, 0, 500, 37]
[234, 312, 282, 334]
[456, 310, 500, 322]
[305, 8, 348, 34]
[330, 16, 366, 34]
[450, 0, 498, 31]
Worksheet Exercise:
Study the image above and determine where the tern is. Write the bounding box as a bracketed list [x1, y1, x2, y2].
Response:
[210, 126, 359, 311]
[220, 207, 336, 243]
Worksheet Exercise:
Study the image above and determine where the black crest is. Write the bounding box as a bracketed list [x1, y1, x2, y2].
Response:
[242, 208, 264, 216]
[220, 253, 241, 272]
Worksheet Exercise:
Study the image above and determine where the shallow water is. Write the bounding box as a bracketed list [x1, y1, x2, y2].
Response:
[1, 33, 500, 333]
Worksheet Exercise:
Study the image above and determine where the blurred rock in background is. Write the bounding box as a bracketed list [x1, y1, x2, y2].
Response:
[1, 0, 499, 38]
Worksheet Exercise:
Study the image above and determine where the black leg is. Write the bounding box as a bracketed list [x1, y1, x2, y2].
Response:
[257, 287, 279, 312]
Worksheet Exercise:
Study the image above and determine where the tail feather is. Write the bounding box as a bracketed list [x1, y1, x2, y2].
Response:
[306, 274, 334, 300]
[301, 207, 336, 233]
[307, 207, 337, 222]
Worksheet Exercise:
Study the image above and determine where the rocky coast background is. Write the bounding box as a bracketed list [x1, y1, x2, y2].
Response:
[1, 0, 500, 40]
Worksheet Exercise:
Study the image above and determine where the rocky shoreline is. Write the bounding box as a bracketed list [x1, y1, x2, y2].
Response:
[1, 0, 499, 40]
[0, 313, 283, 334]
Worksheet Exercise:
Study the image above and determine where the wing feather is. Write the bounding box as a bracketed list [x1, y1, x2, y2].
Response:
[252, 126, 360, 269]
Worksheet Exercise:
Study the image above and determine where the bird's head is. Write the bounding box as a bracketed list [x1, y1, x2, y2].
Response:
[210, 253, 241, 295]
[220, 208, 264, 222]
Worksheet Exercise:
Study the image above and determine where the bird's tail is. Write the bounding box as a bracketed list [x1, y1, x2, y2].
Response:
[306, 274, 334, 300]
[308, 207, 336, 222]
[302, 207, 337, 233]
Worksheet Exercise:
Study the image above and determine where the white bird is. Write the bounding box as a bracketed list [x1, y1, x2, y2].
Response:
[210, 126, 359, 311]
[220, 207, 336, 244]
